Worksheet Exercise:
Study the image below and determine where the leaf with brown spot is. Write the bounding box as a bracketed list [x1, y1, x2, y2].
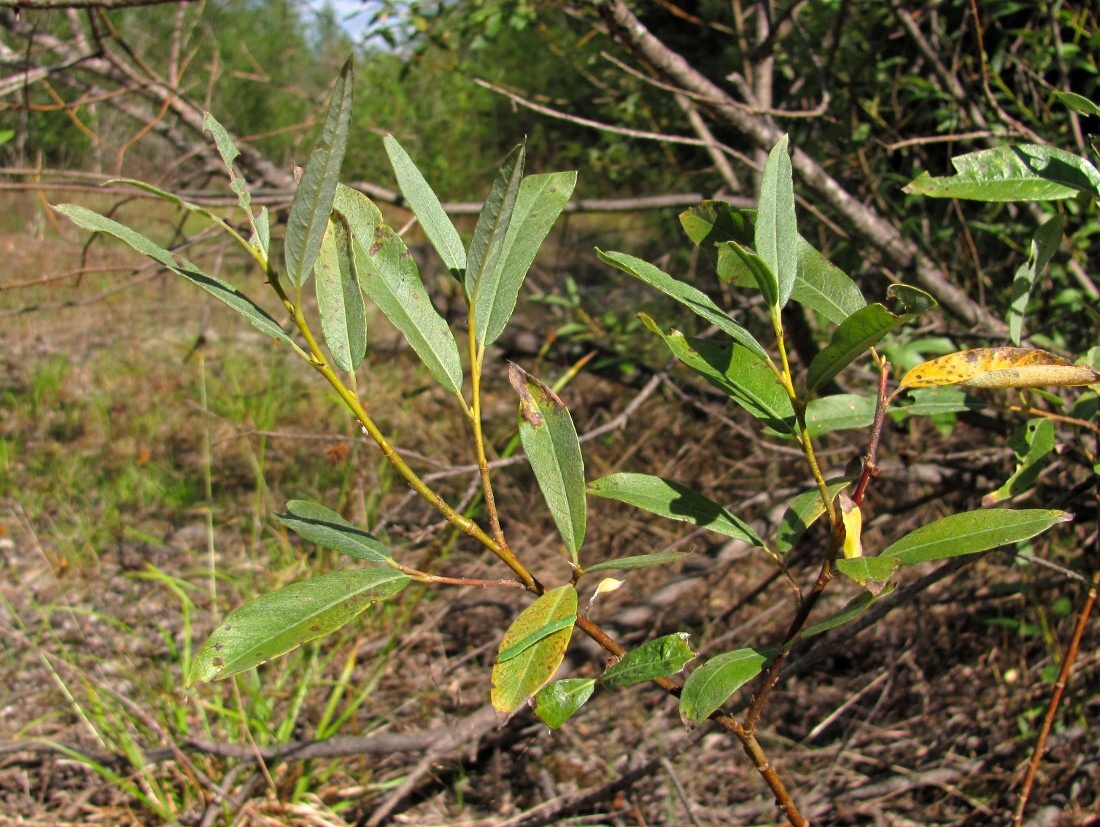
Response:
[899, 347, 1100, 390]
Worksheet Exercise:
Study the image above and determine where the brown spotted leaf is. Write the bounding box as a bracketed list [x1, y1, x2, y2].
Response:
[899, 347, 1100, 390]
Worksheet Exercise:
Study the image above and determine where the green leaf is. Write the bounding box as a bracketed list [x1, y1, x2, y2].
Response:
[509, 365, 586, 559]
[679, 200, 753, 265]
[333, 182, 384, 235]
[54, 204, 294, 347]
[203, 111, 241, 174]
[383, 135, 467, 277]
[596, 249, 769, 361]
[108, 178, 249, 249]
[600, 633, 695, 687]
[349, 223, 463, 394]
[274, 500, 391, 563]
[588, 472, 763, 547]
[983, 419, 1056, 506]
[881, 508, 1071, 567]
[478, 171, 577, 347]
[638, 315, 793, 434]
[794, 586, 894, 642]
[1053, 90, 1100, 117]
[791, 241, 866, 325]
[835, 556, 898, 590]
[679, 647, 775, 726]
[315, 217, 367, 372]
[891, 387, 986, 418]
[719, 241, 777, 307]
[806, 296, 924, 392]
[775, 479, 851, 554]
[466, 144, 525, 310]
[532, 678, 595, 729]
[187, 566, 410, 684]
[491, 585, 578, 715]
[1009, 214, 1063, 345]
[756, 135, 798, 308]
[904, 145, 1100, 201]
[284, 59, 353, 288]
[804, 394, 875, 438]
[582, 550, 690, 574]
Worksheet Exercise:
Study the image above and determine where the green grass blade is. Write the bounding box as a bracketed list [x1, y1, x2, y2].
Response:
[881, 508, 1071, 567]
[478, 170, 577, 347]
[284, 58, 353, 288]
[188, 567, 410, 684]
[54, 204, 294, 347]
[384, 134, 467, 277]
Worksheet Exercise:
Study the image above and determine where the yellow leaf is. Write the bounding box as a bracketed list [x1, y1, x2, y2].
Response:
[899, 347, 1100, 390]
[839, 493, 863, 560]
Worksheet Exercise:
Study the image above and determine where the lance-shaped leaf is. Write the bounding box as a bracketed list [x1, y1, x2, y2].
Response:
[466, 143, 525, 311]
[756, 135, 798, 308]
[509, 364, 586, 559]
[477, 171, 577, 347]
[600, 633, 695, 687]
[679, 200, 754, 266]
[533, 678, 595, 729]
[582, 550, 690, 574]
[790, 240, 866, 325]
[639, 315, 793, 434]
[1053, 91, 1100, 117]
[491, 585, 578, 715]
[596, 249, 769, 361]
[880, 508, 1071, 567]
[775, 479, 851, 554]
[349, 224, 463, 394]
[1010, 214, 1063, 345]
[898, 347, 1100, 391]
[905, 144, 1100, 201]
[108, 178, 253, 252]
[187, 566, 410, 684]
[835, 556, 898, 594]
[891, 387, 986, 418]
[333, 182, 384, 236]
[383, 135, 466, 277]
[984, 419, 1056, 506]
[719, 240, 778, 307]
[794, 586, 894, 642]
[588, 472, 763, 547]
[804, 394, 875, 438]
[315, 217, 367, 372]
[202, 113, 268, 256]
[679, 647, 776, 726]
[807, 285, 933, 392]
[284, 59, 353, 288]
[274, 500, 391, 563]
[54, 204, 294, 347]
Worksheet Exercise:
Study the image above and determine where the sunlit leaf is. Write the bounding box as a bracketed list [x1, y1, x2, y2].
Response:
[284, 59, 353, 287]
[807, 305, 903, 392]
[533, 678, 595, 729]
[638, 315, 793, 434]
[720, 240, 777, 307]
[188, 567, 410, 684]
[600, 633, 695, 687]
[804, 394, 875, 438]
[588, 472, 763, 547]
[54, 204, 294, 347]
[467, 143, 525, 315]
[510, 364, 586, 559]
[478, 171, 577, 347]
[890, 387, 986, 418]
[596, 249, 769, 360]
[349, 223, 463, 394]
[898, 347, 1100, 390]
[775, 479, 851, 554]
[756, 135, 798, 308]
[491, 585, 578, 715]
[1010, 215, 1063, 345]
[904, 144, 1100, 201]
[983, 419, 1056, 506]
[679, 647, 775, 726]
[274, 500, 391, 563]
[383, 135, 467, 277]
[315, 217, 367, 372]
[881, 508, 1071, 566]
[794, 586, 894, 641]
[835, 556, 897, 593]
[582, 550, 690, 574]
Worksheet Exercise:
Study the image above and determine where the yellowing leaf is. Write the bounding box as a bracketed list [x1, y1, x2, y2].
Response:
[839, 493, 863, 560]
[899, 347, 1100, 390]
